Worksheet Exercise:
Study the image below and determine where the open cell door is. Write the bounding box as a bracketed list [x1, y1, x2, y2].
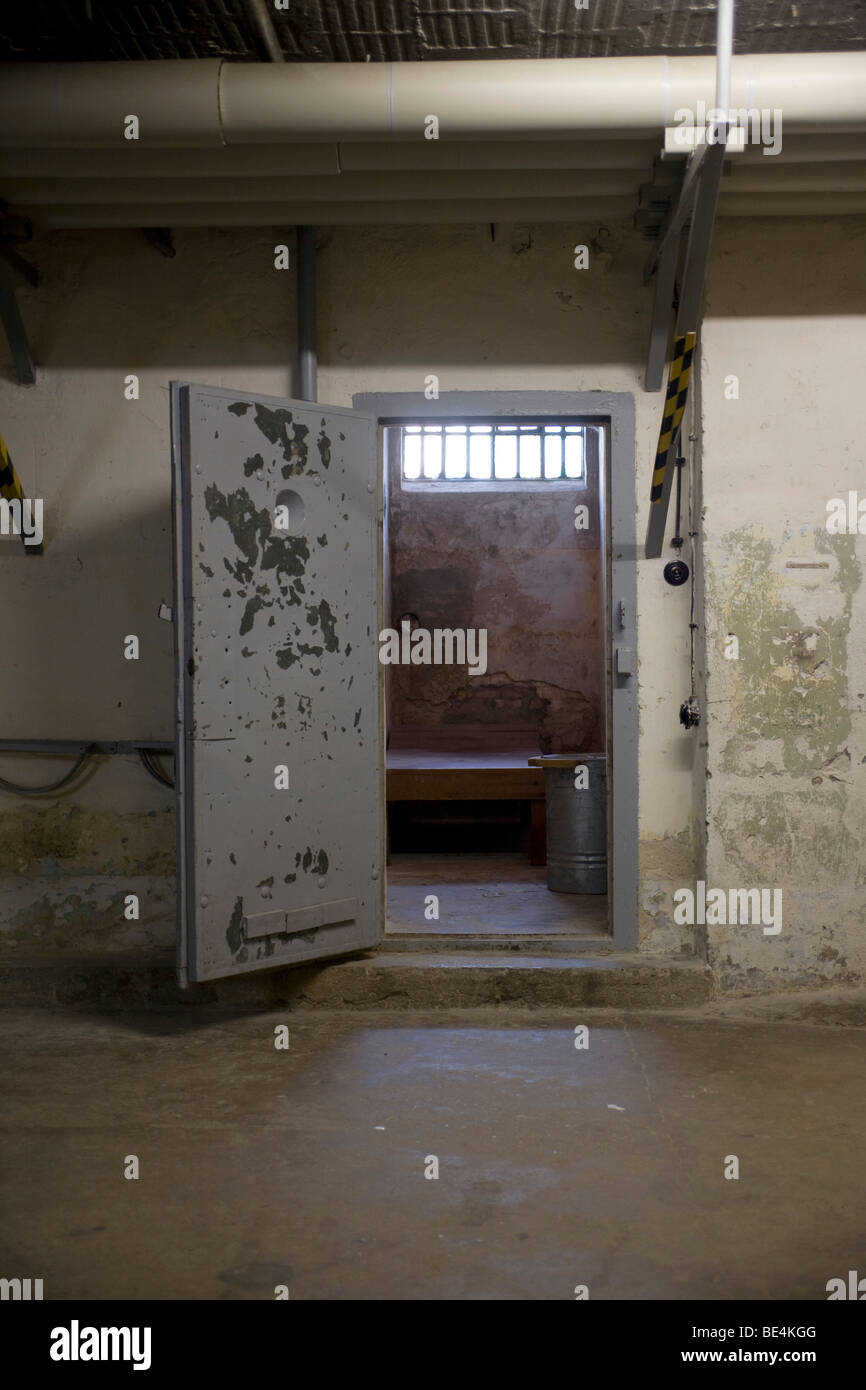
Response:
[170, 383, 383, 983]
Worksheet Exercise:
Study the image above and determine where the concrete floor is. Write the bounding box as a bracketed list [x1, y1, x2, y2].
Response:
[1, 1001, 864, 1300]
[387, 853, 608, 936]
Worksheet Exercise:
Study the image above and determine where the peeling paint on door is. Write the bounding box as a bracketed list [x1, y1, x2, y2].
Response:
[172, 383, 383, 984]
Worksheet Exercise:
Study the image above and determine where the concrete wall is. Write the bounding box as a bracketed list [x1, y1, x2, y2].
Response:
[2, 215, 860, 990]
[700, 217, 866, 994]
[0, 229, 295, 956]
[387, 438, 604, 752]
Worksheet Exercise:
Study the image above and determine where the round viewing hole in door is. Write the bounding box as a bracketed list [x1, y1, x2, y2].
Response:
[273, 489, 306, 534]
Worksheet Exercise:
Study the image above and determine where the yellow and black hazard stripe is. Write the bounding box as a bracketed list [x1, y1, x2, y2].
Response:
[650, 331, 696, 504]
[0, 430, 25, 508]
[0, 429, 39, 552]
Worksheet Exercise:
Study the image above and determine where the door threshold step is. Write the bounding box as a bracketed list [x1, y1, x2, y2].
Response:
[0, 951, 711, 1010]
[384, 933, 612, 954]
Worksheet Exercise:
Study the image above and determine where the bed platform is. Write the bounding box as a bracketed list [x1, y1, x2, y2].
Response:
[385, 724, 546, 864]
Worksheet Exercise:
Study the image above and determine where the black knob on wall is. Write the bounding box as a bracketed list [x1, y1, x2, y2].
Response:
[663, 559, 690, 586]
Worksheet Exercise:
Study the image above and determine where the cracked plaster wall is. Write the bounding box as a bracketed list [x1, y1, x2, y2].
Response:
[699, 216, 866, 994]
[387, 439, 604, 752]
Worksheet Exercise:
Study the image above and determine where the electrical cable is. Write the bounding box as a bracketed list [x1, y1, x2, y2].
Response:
[0, 746, 93, 796]
[673, 448, 684, 548]
[677, 390, 701, 728]
[0, 744, 176, 795]
[139, 748, 175, 789]
[688, 450, 697, 700]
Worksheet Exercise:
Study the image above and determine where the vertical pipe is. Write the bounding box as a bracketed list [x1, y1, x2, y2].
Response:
[297, 225, 318, 402]
[242, 0, 285, 63]
[715, 0, 735, 133]
[242, 2, 318, 402]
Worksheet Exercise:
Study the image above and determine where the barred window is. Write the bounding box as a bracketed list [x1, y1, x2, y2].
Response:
[399, 422, 586, 487]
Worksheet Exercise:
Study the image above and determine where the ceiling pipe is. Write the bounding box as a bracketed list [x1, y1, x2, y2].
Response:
[721, 163, 866, 192]
[3, 170, 641, 204]
[296, 226, 317, 403]
[1, 55, 864, 147]
[241, 0, 285, 64]
[715, 0, 735, 136]
[28, 193, 866, 230]
[0, 140, 664, 179]
[222, 52, 866, 142]
[1, 134, 862, 183]
[31, 197, 638, 229]
[234, 1, 317, 406]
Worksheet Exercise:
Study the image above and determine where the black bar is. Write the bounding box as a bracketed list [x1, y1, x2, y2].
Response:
[5, 1299, 860, 1374]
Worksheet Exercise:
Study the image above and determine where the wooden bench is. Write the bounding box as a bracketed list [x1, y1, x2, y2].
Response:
[386, 724, 546, 864]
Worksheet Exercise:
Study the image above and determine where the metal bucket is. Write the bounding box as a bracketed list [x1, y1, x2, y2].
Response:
[530, 753, 607, 894]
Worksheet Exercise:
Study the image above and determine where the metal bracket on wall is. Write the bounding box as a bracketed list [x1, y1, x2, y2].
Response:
[643, 136, 727, 558]
[641, 147, 705, 392]
[673, 139, 726, 336]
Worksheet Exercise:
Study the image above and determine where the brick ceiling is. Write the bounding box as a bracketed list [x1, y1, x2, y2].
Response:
[2, 0, 865, 63]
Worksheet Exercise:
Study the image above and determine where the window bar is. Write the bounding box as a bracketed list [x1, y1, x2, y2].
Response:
[402, 422, 591, 482]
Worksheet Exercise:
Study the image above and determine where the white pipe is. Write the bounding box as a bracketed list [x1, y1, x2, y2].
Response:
[1, 134, 860, 182]
[736, 133, 866, 163]
[0, 140, 658, 180]
[242, 0, 285, 64]
[723, 163, 866, 192]
[222, 54, 866, 143]
[1, 55, 864, 148]
[715, 0, 735, 131]
[0, 147, 343, 179]
[718, 192, 866, 215]
[340, 140, 659, 172]
[0, 60, 223, 148]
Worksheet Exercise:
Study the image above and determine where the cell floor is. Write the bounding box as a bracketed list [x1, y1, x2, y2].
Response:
[386, 853, 608, 938]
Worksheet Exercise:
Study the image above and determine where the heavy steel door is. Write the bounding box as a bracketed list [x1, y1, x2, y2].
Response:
[171, 383, 383, 983]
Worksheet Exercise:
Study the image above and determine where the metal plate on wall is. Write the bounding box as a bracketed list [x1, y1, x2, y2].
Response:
[171, 382, 382, 983]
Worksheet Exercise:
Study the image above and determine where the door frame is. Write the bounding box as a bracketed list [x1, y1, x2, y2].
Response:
[354, 390, 638, 951]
